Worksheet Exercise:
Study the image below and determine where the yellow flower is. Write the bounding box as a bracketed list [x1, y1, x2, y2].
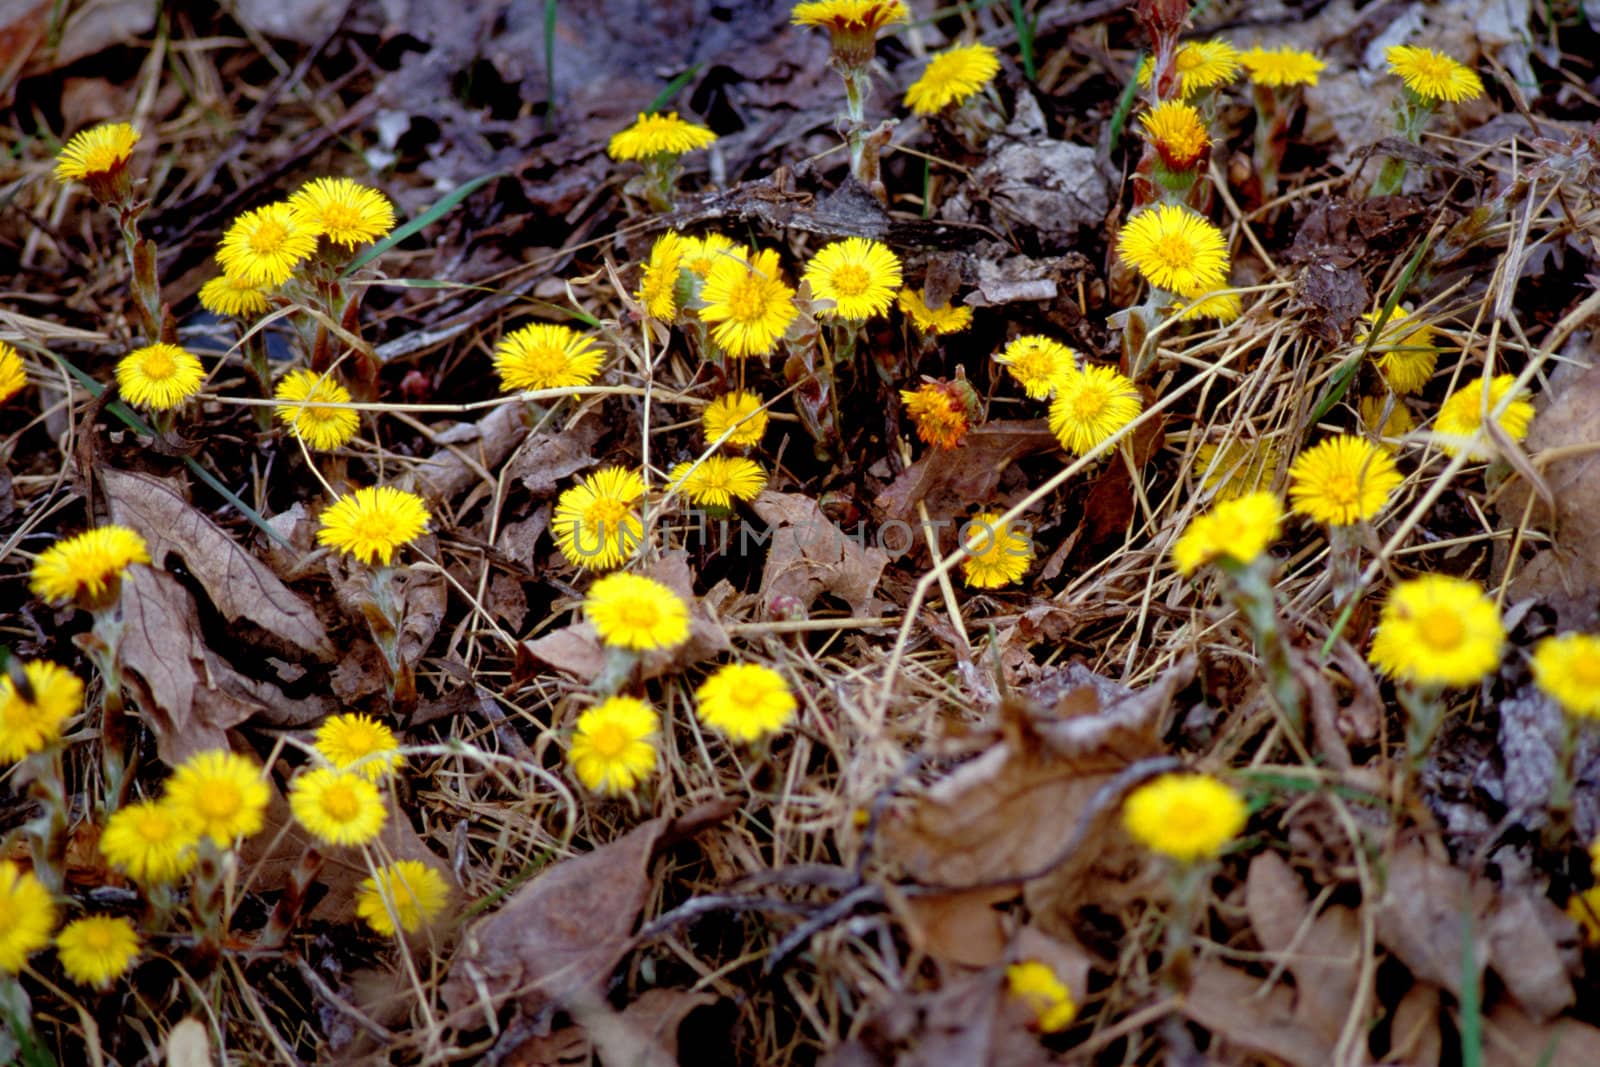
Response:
[289, 768, 386, 847]
[0, 863, 55, 973]
[1385, 45, 1483, 103]
[0, 341, 27, 404]
[116, 342, 206, 410]
[637, 231, 685, 320]
[198, 273, 272, 318]
[1137, 40, 1242, 97]
[702, 391, 769, 448]
[274, 369, 360, 451]
[1195, 439, 1279, 501]
[1531, 633, 1600, 718]
[0, 661, 81, 763]
[668, 456, 768, 509]
[995, 334, 1076, 399]
[1123, 773, 1248, 862]
[1360, 308, 1438, 395]
[607, 112, 717, 160]
[494, 322, 605, 393]
[1359, 395, 1416, 443]
[1172, 491, 1283, 577]
[900, 383, 969, 450]
[568, 696, 659, 795]
[1239, 45, 1326, 87]
[790, 0, 908, 34]
[30, 525, 151, 608]
[1048, 365, 1142, 456]
[356, 860, 449, 936]
[1175, 290, 1242, 323]
[1368, 575, 1504, 688]
[99, 799, 198, 884]
[897, 287, 972, 336]
[681, 233, 744, 279]
[695, 662, 796, 744]
[961, 511, 1033, 589]
[1287, 435, 1403, 525]
[217, 202, 319, 287]
[700, 248, 798, 357]
[584, 572, 691, 652]
[904, 42, 1000, 115]
[54, 122, 138, 183]
[287, 177, 396, 248]
[317, 486, 431, 566]
[1138, 100, 1209, 171]
[314, 713, 402, 781]
[803, 237, 902, 320]
[1434, 374, 1534, 460]
[1006, 960, 1077, 1033]
[165, 749, 271, 845]
[1117, 205, 1230, 298]
[56, 916, 139, 989]
[1568, 886, 1600, 946]
[552, 467, 646, 570]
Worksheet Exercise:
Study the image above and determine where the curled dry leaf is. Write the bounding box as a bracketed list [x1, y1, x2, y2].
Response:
[875, 420, 1056, 525]
[750, 491, 888, 616]
[1244, 852, 1364, 1048]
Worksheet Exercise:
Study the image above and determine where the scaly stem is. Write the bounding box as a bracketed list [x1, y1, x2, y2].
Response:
[23, 748, 69, 895]
[89, 606, 132, 812]
[1223, 556, 1304, 738]
[842, 68, 871, 185]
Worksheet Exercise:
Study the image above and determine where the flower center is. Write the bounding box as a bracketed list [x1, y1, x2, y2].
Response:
[197, 783, 241, 821]
[584, 497, 631, 530]
[83, 926, 116, 951]
[322, 204, 362, 232]
[249, 220, 290, 255]
[1176, 49, 1202, 73]
[1165, 800, 1208, 835]
[141, 349, 176, 380]
[617, 600, 661, 630]
[135, 811, 174, 843]
[1417, 608, 1465, 650]
[590, 722, 631, 758]
[1324, 473, 1361, 506]
[1071, 387, 1109, 421]
[728, 276, 768, 324]
[1573, 658, 1600, 685]
[1154, 234, 1197, 269]
[353, 514, 398, 545]
[320, 783, 362, 823]
[829, 264, 872, 297]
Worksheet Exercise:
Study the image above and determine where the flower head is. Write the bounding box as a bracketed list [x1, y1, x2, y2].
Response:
[1368, 575, 1504, 688]
[1434, 374, 1534, 460]
[54, 122, 139, 184]
[0, 863, 55, 973]
[695, 663, 797, 744]
[905, 42, 1000, 115]
[56, 916, 139, 989]
[494, 323, 605, 393]
[289, 768, 386, 847]
[607, 112, 717, 161]
[30, 525, 151, 608]
[668, 456, 767, 509]
[1049, 365, 1142, 456]
[700, 248, 798, 357]
[585, 572, 691, 652]
[1360, 308, 1438, 395]
[165, 749, 270, 845]
[961, 512, 1033, 589]
[1287, 435, 1403, 525]
[1123, 773, 1248, 862]
[317, 486, 431, 566]
[1240, 46, 1326, 87]
[1531, 633, 1600, 718]
[0, 341, 28, 403]
[900, 382, 971, 450]
[1006, 960, 1077, 1033]
[1138, 40, 1242, 97]
[702, 391, 768, 448]
[1117, 205, 1230, 298]
[116, 342, 206, 410]
[275, 369, 360, 451]
[356, 860, 449, 936]
[314, 713, 402, 781]
[1176, 290, 1243, 323]
[803, 238, 902, 320]
[637, 231, 685, 320]
[100, 798, 198, 884]
[568, 696, 659, 795]
[1359, 395, 1416, 443]
[1172, 491, 1284, 576]
[1195, 439, 1279, 502]
[217, 202, 319, 287]
[898, 287, 972, 336]
[791, 0, 907, 33]
[995, 335, 1076, 399]
[1139, 100, 1210, 171]
[287, 177, 396, 248]
[198, 273, 272, 318]
[0, 661, 82, 763]
[1385, 45, 1483, 104]
[681, 233, 743, 279]
[552, 467, 646, 570]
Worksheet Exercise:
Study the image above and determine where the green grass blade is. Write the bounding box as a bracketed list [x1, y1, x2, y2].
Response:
[647, 64, 703, 114]
[1460, 907, 1482, 1067]
[341, 171, 503, 277]
[1108, 53, 1143, 154]
[543, 0, 558, 123]
[1008, 0, 1037, 81]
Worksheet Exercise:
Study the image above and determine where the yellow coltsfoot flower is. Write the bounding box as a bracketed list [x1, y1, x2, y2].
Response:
[607, 112, 717, 160]
[699, 248, 798, 358]
[117, 343, 206, 411]
[0, 341, 28, 404]
[552, 467, 646, 570]
[54, 122, 139, 200]
[356, 860, 449, 936]
[1530, 633, 1600, 718]
[803, 237, 902, 320]
[1240, 45, 1326, 88]
[198, 273, 273, 318]
[1433, 374, 1534, 460]
[316, 486, 431, 566]
[1116, 205, 1230, 298]
[637, 231, 686, 320]
[165, 749, 271, 846]
[702, 391, 769, 448]
[1048, 365, 1142, 456]
[1287, 434, 1403, 526]
[1006, 960, 1078, 1032]
[584, 572, 691, 652]
[1172, 491, 1284, 577]
[99, 799, 199, 885]
[56, 916, 139, 989]
[960, 511, 1034, 589]
[29, 526, 150, 609]
[668, 456, 767, 509]
[904, 42, 1000, 115]
[274, 369, 361, 451]
[568, 696, 659, 795]
[1137, 40, 1241, 97]
[897, 287, 972, 336]
[493, 323, 605, 393]
[217, 202, 319, 287]
[695, 662, 797, 744]
[289, 768, 387, 847]
[1123, 773, 1248, 862]
[1368, 574, 1504, 688]
[287, 177, 396, 248]
[995, 335, 1076, 399]
[0, 863, 56, 974]
[314, 713, 402, 781]
[1360, 307, 1438, 395]
[1385, 45, 1484, 104]
[0, 660, 82, 762]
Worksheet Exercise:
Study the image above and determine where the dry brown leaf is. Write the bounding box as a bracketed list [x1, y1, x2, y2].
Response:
[1384, 983, 1441, 1066]
[1482, 1003, 1600, 1067]
[874, 420, 1055, 524]
[103, 469, 333, 661]
[403, 404, 528, 502]
[1245, 852, 1363, 1047]
[1185, 960, 1330, 1067]
[506, 418, 603, 497]
[894, 886, 1013, 968]
[750, 492, 889, 615]
[1375, 843, 1494, 999]
[1484, 889, 1577, 1020]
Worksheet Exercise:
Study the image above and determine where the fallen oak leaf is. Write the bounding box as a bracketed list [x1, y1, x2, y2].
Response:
[750, 491, 888, 615]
